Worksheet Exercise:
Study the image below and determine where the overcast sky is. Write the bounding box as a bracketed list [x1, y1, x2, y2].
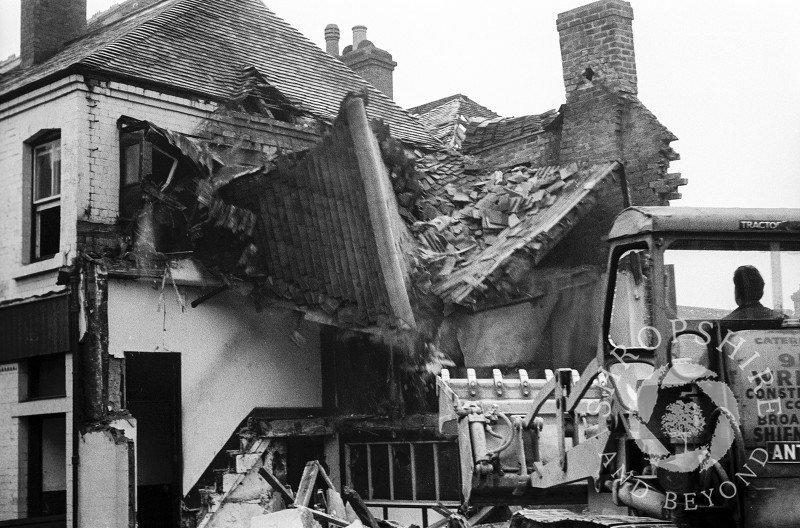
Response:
[1, 1, 799, 209]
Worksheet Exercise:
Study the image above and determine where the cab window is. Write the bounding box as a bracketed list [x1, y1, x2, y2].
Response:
[609, 248, 652, 349]
[664, 240, 800, 321]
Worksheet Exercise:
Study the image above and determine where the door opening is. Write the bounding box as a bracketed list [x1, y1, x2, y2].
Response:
[125, 352, 181, 528]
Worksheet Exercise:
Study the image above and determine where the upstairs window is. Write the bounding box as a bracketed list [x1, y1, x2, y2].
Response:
[31, 137, 61, 260]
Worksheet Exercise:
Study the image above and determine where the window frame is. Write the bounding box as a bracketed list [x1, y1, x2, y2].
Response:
[27, 134, 62, 262]
[343, 440, 460, 504]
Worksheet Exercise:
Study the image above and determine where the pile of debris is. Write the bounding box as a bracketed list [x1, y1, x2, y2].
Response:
[410, 159, 619, 305]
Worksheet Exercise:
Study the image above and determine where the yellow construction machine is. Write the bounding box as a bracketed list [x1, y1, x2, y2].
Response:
[437, 207, 800, 527]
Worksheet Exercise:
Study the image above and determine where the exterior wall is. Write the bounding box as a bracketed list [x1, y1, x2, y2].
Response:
[0, 76, 87, 301]
[622, 101, 681, 204]
[0, 355, 74, 524]
[106, 280, 323, 494]
[79, 80, 217, 227]
[0, 363, 20, 520]
[0, 75, 322, 302]
[77, 79, 320, 253]
[77, 428, 132, 528]
[468, 128, 562, 169]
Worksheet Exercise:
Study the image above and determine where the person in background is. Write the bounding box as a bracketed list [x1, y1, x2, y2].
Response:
[723, 265, 785, 320]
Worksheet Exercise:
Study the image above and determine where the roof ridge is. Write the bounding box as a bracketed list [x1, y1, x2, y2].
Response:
[79, 0, 191, 71]
[86, 0, 170, 31]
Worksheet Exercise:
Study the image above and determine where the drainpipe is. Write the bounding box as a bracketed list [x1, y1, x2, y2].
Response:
[68, 268, 81, 527]
[343, 94, 416, 329]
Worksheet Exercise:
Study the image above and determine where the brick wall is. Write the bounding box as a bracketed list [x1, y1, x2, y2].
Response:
[621, 100, 682, 205]
[0, 364, 20, 521]
[557, 0, 637, 97]
[468, 128, 562, 170]
[341, 50, 396, 99]
[21, 0, 87, 68]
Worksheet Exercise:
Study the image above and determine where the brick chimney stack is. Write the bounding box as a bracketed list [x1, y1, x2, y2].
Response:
[21, 0, 87, 68]
[340, 25, 397, 100]
[325, 24, 340, 56]
[556, 0, 637, 96]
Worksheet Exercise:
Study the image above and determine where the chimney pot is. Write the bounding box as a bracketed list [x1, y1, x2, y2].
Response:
[352, 25, 367, 49]
[325, 23, 340, 56]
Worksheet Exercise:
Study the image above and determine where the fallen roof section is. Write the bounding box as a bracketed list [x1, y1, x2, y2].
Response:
[414, 161, 623, 305]
[220, 96, 417, 328]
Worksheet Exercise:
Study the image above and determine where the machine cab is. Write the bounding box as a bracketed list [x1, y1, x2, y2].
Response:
[602, 207, 800, 527]
[604, 207, 800, 369]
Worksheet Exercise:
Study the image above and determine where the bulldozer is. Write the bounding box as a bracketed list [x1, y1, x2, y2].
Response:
[437, 207, 800, 527]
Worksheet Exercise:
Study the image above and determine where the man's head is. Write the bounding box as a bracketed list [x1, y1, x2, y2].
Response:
[734, 265, 765, 306]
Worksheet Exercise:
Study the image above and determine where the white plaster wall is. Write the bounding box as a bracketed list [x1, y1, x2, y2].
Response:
[77, 429, 131, 528]
[107, 280, 322, 494]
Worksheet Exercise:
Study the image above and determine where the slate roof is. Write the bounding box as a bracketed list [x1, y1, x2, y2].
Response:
[0, 0, 439, 149]
[408, 94, 498, 119]
[461, 110, 561, 153]
[408, 94, 499, 147]
[411, 159, 622, 305]
[219, 118, 398, 326]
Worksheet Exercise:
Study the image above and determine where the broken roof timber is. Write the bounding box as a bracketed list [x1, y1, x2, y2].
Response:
[344, 95, 416, 329]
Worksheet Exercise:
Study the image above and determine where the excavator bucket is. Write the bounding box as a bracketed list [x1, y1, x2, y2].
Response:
[437, 366, 608, 507]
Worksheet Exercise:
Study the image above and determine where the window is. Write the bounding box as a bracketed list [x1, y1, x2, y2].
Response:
[664, 240, 800, 320]
[31, 138, 61, 260]
[608, 248, 652, 349]
[21, 354, 66, 401]
[345, 441, 460, 502]
[119, 131, 178, 224]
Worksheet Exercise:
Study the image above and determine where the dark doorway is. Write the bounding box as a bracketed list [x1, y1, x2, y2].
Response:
[285, 437, 326, 493]
[26, 414, 67, 518]
[125, 353, 181, 528]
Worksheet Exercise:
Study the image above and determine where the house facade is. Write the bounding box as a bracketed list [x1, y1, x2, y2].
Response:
[0, 1, 683, 528]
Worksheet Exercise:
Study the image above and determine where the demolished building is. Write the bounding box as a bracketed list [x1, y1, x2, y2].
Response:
[0, 0, 682, 527]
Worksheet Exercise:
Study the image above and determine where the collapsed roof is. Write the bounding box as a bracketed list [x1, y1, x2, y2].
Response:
[114, 95, 623, 329]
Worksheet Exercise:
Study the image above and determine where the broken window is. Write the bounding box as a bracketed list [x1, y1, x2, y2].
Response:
[30, 135, 61, 260]
[119, 128, 189, 254]
[120, 132, 179, 223]
[345, 441, 460, 503]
